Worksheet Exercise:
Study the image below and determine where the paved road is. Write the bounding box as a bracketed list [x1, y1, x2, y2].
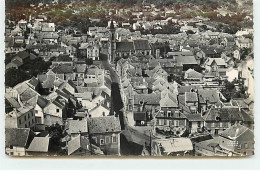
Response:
[100, 53, 119, 83]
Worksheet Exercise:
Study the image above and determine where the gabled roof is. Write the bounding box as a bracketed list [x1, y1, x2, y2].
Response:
[219, 124, 252, 140]
[133, 40, 151, 50]
[206, 58, 226, 66]
[26, 137, 49, 152]
[184, 114, 204, 122]
[67, 119, 88, 134]
[178, 85, 203, 95]
[134, 93, 161, 105]
[175, 56, 198, 65]
[185, 92, 198, 103]
[68, 135, 90, 155]
[87, 117, 121, 134]
[197, 89, 220, 104]
[203, 108, 244, 122]
[5, 128, 33, 147]
[116, 41, 134, 52]
[160, 93, 178, 108]
[185, 69, 203, 79]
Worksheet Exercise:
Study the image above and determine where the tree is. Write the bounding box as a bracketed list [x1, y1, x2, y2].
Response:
[85, 58, 93, 67]
[5, 68, 30, 87]
[48, 123, 65, 153]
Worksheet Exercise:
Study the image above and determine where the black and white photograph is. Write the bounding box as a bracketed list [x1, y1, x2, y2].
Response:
[4, 0, 255, 157]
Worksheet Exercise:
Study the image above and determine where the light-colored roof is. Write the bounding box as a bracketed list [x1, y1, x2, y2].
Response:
[154, 138, 193, 155]
[26, 137, 49, 152]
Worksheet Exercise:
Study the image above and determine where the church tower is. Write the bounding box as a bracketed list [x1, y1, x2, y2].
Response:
[108, 20, 116, 64]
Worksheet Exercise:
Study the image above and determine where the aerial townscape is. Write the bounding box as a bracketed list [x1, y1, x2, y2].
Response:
[5, 0, 254, 157]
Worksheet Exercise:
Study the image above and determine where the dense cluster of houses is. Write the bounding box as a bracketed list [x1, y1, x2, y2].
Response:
[5, 2, 254, 157]
[5, 15, 121, 156]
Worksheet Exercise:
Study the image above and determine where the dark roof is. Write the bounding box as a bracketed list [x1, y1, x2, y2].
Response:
[37, 96, 49, 109]
[178, 85, 203, 95]
[54, 55, 72, 62]
[198, 89, 220, 104]
[184, 114, 204, 122]
[52, 65, 74, 74]
[134, 112, 147, 121]
[133, 40, 151, 50]
[203, 108, 244, 122]
[190, 133, 213, 143]
[16, 51, 29, 60]
[175, 56, 198, 65]
[185, 92, 198, 102]
[116, 41, 134, 52]
[134, 93, 161, 105]
[28, 77, 39, 88]
[241, 109, 254, 122]
[5, 128, 33, 147]
[87, 117, 121, 134]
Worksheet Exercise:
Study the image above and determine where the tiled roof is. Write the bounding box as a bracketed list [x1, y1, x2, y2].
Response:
[185, 92, 198, 103]
[134, 93, 161, 105]
[67, 119, 88, 134]
[178, 85, 202, 95]
[185, 69, 203, 79]
[26, 137, 49, 152]
[87, 117, 121, 134]
[67, 135, 90, 155]
[203, 108, 244, 122]
[116, 41, 134, 52]
[52, 65, 74, 74]
[184, 114, 204, 122]
[219, 124, 252, 140]
[197, 89, 220, 104]
[133, 40, 151, 50]
[175, 56, 198, 65]
[5, 128, 33, 147]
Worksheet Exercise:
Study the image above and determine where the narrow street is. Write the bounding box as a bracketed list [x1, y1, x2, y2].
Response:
[100, 53, 155, 155]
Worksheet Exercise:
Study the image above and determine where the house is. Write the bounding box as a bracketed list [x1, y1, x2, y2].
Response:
[203, 108, 254, 136]
[197, 89, 222, 112]
[184, 114, 204, 134]
[5, 106, 36, 129]
[184, 69, 204, 84]
[204, 58, 227, 72]
[52, 55, 73, 66]
[66, 119, 88, 138]
[87, 117, 121, 155]
[236, 38, 253, 49]
[219, 124, 254, 156]
[67, 135, 103, 156]
[194, 137, 228, 156]
[185, 92, 199, 113]
[174, 56, 199, 71]
[43, 96, 67, 119]
[5, 128, 35, 156]
[26, 137, 50, 156]
[149, 138, 193, 156]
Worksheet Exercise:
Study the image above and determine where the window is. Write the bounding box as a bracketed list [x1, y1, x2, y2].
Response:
[10, 152, 13, 156]
[92, 137, 97, 144]
[19, 119, 21, 125]
[56, 109, 59, 113]
[10, 145, 13, 149]
[35, 110, 38, 114]
[24, 116, 26, 121]
[100, 139, 105, 145]
[175, 120, 180, 126]
[112, 136, 117, 143]
[167, 111, 171, 117]
[105, 136, 110, 144]
[245, 143, 248, 149]
[32, 119, 34, 123]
